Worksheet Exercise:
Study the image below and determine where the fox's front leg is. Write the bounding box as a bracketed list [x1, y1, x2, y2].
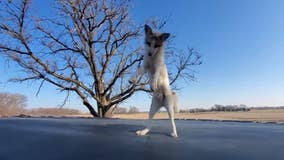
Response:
[150, 72, 159, 92]
[129, 67, 145, 84]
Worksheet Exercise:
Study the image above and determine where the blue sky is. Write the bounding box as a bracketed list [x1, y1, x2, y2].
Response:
[1, 0, 284, 112]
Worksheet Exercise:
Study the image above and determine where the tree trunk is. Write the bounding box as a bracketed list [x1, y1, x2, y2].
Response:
[97, 103, 113, 118]
[83, 100, 99, 117]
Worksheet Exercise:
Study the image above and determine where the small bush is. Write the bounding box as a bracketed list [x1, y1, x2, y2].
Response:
[113, 107, 128, 114]
[128, 106, 139, 113]
[0, 92, 27, 116]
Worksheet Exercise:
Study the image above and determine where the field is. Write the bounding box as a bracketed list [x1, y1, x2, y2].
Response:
[112, 109, 284, 123]
[2, 109, 284, 123]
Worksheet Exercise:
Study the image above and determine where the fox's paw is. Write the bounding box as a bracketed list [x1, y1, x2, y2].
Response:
[170, 132, 178, 138]
[136, 128, 149, 136]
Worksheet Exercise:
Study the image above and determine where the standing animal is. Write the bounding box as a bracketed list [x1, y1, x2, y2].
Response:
[131, 24, 179, 137]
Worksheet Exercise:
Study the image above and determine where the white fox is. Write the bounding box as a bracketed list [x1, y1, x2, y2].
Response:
[131, 25, 179, 137]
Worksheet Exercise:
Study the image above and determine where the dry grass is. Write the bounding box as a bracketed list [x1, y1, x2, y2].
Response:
[28, 108, 81, 116]
[112, 109, 284, 123]
[2, 108, 284, 123]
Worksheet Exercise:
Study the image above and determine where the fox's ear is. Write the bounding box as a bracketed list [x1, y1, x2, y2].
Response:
[160, 33, 170, 41]
[144, 24, 152, 35]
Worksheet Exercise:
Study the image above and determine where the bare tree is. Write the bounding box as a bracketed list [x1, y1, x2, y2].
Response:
[0, 92, 27, 116]
[0, 0, 202, 117]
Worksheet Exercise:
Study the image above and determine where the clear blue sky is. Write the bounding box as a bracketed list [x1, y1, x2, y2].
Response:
[1, 0, 284, 112]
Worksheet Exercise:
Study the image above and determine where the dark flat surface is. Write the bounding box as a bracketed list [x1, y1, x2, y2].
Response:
[0, 118, 283, 160]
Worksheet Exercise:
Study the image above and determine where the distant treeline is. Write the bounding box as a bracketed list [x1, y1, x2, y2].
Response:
[250, 106, 284, 110]
[113, 106, 140, 114]
[180, 104, 250, 113]
[181, 105, 284, 113]
[112, 105, 284, 114]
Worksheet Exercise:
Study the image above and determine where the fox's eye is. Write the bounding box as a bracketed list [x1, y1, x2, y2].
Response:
[154, 44, 161, 48]
[146, 41, 151, 47]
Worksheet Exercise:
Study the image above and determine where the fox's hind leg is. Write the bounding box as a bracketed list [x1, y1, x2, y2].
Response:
[136, 96, 160, 136]
[167, 106, 178, 137]
[165, 95, 178, 138]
